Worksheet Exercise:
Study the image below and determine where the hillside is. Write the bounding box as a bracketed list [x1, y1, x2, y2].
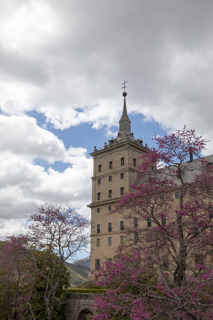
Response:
[65, 256, 90, 287]
[72, 256, 90, 269]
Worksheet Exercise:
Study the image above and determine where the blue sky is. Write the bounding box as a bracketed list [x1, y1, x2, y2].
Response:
[1, 0, 213, 261]
[28, 108, 167, 160]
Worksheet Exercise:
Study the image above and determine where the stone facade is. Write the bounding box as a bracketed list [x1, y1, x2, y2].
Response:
[88, 92, 148, 273]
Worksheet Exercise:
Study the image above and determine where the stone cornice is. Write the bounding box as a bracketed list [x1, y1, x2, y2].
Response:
[87, 197, 120, 208]
[91, 230, 125, 237]
[90, 139, 147, 157]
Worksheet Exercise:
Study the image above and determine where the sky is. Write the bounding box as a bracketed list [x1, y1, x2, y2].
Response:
[1, 0, 213, 251]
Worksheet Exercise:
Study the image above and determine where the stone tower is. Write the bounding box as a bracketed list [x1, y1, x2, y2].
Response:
[88, 90, 147, 272]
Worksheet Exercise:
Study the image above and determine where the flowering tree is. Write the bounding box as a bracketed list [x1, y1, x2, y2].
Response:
[93, 127, 213, 319]
[26, 204, 90, 320]
[27, 249, 70, 320]
[0, 236, 36, 320]
[0, 205, 90, 320]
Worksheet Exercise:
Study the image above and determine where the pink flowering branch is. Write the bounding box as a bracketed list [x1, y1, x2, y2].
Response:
[0, 204, 90, 320]
[0, 235, 37, 319]
[93, 127, 213, 320]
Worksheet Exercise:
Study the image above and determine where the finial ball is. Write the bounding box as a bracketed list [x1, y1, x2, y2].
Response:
[122, 92, 127, 97]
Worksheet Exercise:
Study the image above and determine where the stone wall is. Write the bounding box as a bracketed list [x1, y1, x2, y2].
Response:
[64, 293, 97, 320]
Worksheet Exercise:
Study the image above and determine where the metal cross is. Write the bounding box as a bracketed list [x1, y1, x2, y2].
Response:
[121, 79, 128, 91]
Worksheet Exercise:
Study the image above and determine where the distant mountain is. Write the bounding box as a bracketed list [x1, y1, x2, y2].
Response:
[65, 256, 90, 287]
[72, 256, 90, 269]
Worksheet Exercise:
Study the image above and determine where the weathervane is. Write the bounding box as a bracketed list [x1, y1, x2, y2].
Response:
[121, 79, 128, 97]
[121, 80, 128, 91]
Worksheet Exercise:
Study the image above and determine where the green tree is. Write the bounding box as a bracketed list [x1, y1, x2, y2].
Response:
[0, 204, 89, 320]
[27, 204, 90, 320]
[0, 240, 70, 320]
[26, 250, 70, 320]
[0, 236, 35, 320]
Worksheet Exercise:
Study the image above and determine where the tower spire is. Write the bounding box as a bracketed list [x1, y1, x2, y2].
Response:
[119, 80, 131, 132]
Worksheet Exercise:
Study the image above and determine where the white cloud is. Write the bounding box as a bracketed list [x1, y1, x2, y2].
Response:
[0, 115, 87, 162]
[1, 0, 213, 235]
[0, 219, 27, 241]
[0, 115, 92, 223]
[1, 0, 213, 145]
[1, 0, 60, 52]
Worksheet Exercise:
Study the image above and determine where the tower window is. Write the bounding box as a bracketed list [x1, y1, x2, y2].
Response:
[161, 216, 166, 225]
[97, 238, 100, 247]
[108, 205, 112, 211]
[120, 220, 124, 230]
[97, 192, 101, 200]
[108, 222, 112, 232]
[95, 259, 100, 270]
[209, 207, 213, 219]
[194, 254, 202, 264]
[109, 161, 113, 169]
[120, 173, 124, 179]
[98, 165, 102, 172]
[147, 217, 152, 227]
[121, 158, 124, 165]
[108, 237, 112, 246]
[133, 158, 136, 166]
[109, 176, 112, 182]
[120, 187, 124, 195]
[175, 192, 180, 199]
[134, 218, 138, 229]
[97, 208, 100, 213]
[206, 186, 212, 193]
[120, 236, 124, 245]
[98, 179, 101, 185]
[97, 224, 100, 233]
[162, 256, 169, 269]
[134, 233, 139, 244]
[109, 190, 112, 198]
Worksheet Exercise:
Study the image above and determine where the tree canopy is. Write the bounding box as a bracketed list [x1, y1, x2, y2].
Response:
[0, 205, 90, 320]
[93, 127, 213, 320]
